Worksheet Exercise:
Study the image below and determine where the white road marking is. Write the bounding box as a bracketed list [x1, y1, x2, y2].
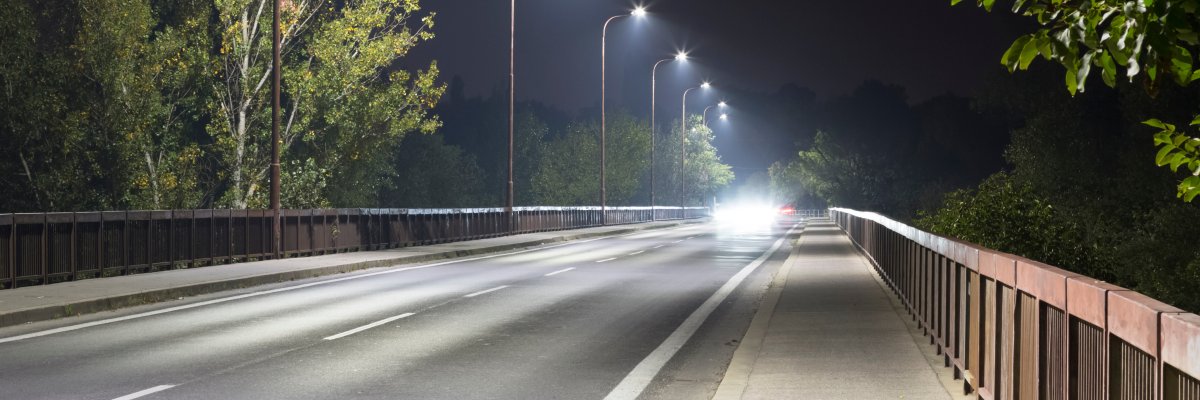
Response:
[544, 267, 576, 277]
[0, 230, 645, 345]
[653, 245, 665, 249]
[603, 222, 800, 400]
[628, 251, 645, 256]
[596, 257, 618, 263]
[323, 313, 416, 341]
[112, 385, 175, 400]
[464, 285, 510, 298]
[672, 240, 683, 243]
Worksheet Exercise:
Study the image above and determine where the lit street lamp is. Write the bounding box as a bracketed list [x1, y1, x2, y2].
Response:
[601, 6, 646, 225]
[681, 82, 711, 208]
[703, 101, 727, 127]
[650, 51, 687, 219]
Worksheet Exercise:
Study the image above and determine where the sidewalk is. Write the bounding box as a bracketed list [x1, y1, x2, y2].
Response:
[0, 220, 695, 328]
[715, 220, 958, 400]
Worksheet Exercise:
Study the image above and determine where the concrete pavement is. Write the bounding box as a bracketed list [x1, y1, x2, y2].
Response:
[0, 220, 697, 329]
[715, 220, 962, 400]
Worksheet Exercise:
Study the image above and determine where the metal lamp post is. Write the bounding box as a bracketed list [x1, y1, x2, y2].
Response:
[680, 82, 710, 210]
[703, 101, 727, 127]
[506, 0, 515, 232]
[650, 52, 687, 220]
[271, 0, 282, 259]
[600, 7, 646, 225]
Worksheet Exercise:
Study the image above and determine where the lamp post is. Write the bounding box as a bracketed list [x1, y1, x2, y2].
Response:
[650, 52, 687, 220]
[506, 0, 515, 231]
[270, 0, 281, 259]
[600, 7, 646, 226]
[680, 82, 710, 209]
[703, 101, 727, 127]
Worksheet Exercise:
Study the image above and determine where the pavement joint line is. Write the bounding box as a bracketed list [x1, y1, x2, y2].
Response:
[0, 221, 705, 344]
[628, 251, 645, 256]
[596, 257, 618, 263]
[464, 285, 509, 298]
[603, 221, 801, 400]
[323, 312, 416, 341]
[544, 267, 575, 277]
[111, 384, 175, 400]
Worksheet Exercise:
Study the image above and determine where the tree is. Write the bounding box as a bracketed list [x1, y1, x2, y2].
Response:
[210, 0, 443, 208]
[956, 0, 1200, 201]
[531, 112, 651, 206]
[380, 133, 485, 208]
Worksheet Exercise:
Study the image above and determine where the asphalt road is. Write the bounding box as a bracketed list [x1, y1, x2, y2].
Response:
[0, 217, 800, 400]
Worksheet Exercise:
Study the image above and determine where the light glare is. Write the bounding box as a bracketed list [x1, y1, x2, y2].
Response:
[720, 113, 728, 120]
[675, 52, 689, 62]
[718, 101, 727, 107]
[701, 82, 711, 89]
[631, 7, 647, 17]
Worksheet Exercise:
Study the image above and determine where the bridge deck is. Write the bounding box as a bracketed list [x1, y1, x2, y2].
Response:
[722, 220, 958, 400]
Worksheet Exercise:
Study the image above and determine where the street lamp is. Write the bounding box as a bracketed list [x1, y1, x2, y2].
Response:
[702, 101, 727, 127]
[270, 0, 282, 258]
[650, 51, 687, 219]
[681, 82, 711, 209]
[601, 6, 647, 225]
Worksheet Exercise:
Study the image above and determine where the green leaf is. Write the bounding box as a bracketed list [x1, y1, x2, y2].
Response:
[951, 0, 963, 5]
[1099, 52, 1117, 87]
[1066, 63, 1079, 96]
[1145, 118, 1168, 129]
[1156, 144, 1176, 165]
[1018, 36, 1041, 70]
[1002, 36, 1033, 71]
[1171, 46, 1194, 85]
[981, 0, 995, 12]
[1170, 154, 1189, 171]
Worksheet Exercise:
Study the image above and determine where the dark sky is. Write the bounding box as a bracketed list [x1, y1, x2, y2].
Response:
[410, 0, 1029, 110]
[405, 0, 1031, 190]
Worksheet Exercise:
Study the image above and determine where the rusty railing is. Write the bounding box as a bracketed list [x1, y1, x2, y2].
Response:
[831, 208, 1200, 400]
[0, 206, 708, 290]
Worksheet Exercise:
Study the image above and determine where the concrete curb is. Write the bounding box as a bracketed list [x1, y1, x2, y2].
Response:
[0, 221, 696, 329]
[712, 221, 811, 400]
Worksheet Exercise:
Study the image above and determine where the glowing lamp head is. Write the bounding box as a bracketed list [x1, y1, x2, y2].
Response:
[701, 82, 711, 89]
[720, 113, 728, 120]
[674, 52, 689, 62]
[631, 7, 647, 17]
[718, 101, 727, 108]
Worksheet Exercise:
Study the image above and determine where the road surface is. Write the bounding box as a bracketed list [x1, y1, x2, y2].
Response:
[0, 217, 799, 400]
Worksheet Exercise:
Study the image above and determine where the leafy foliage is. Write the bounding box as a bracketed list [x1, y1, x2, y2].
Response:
[956, 0, 1200, 201]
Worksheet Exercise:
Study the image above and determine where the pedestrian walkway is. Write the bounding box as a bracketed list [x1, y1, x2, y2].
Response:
[0, 220, 694, 328]
[716, 220, 957, 400]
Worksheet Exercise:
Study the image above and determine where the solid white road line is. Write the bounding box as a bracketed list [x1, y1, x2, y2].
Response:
[112, 385, 176, 400]
[464, 285, 510, 298]
[672, 240, 683, 244]
[628, 251, 645, 256]
[0, 229, 654, 345]
[544, 267, 576, 277]
[653, 245, 665, 249]
[603, 222, 800, 400]
[323, 313, 416, 341]
[596, 257, 618, 263]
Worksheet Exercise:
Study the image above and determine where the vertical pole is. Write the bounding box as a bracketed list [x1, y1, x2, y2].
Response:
[506, 0, 515, 232]
[651, 60, 662, 220]
[681, 89, 689, 210]
[270, 0, 282, 260]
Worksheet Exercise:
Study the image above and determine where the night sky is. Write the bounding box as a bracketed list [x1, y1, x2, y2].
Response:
[407, 0, 1032, 183]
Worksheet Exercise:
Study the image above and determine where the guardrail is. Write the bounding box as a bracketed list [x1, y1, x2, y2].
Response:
[0, 206, 708, 290]
[831, 208, 1199, 400]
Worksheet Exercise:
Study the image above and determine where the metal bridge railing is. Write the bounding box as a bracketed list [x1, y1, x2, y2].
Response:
[830, 208, 1200, 400]
[0, 206, 708, 290]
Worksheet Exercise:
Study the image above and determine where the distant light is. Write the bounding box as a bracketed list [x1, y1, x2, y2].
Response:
[720, 113, 728, 120]
[675, 52, 689, 62]
[631, 6, 647, 17]
[718, 101, 727, 108]
[701, 82, 711, 89]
